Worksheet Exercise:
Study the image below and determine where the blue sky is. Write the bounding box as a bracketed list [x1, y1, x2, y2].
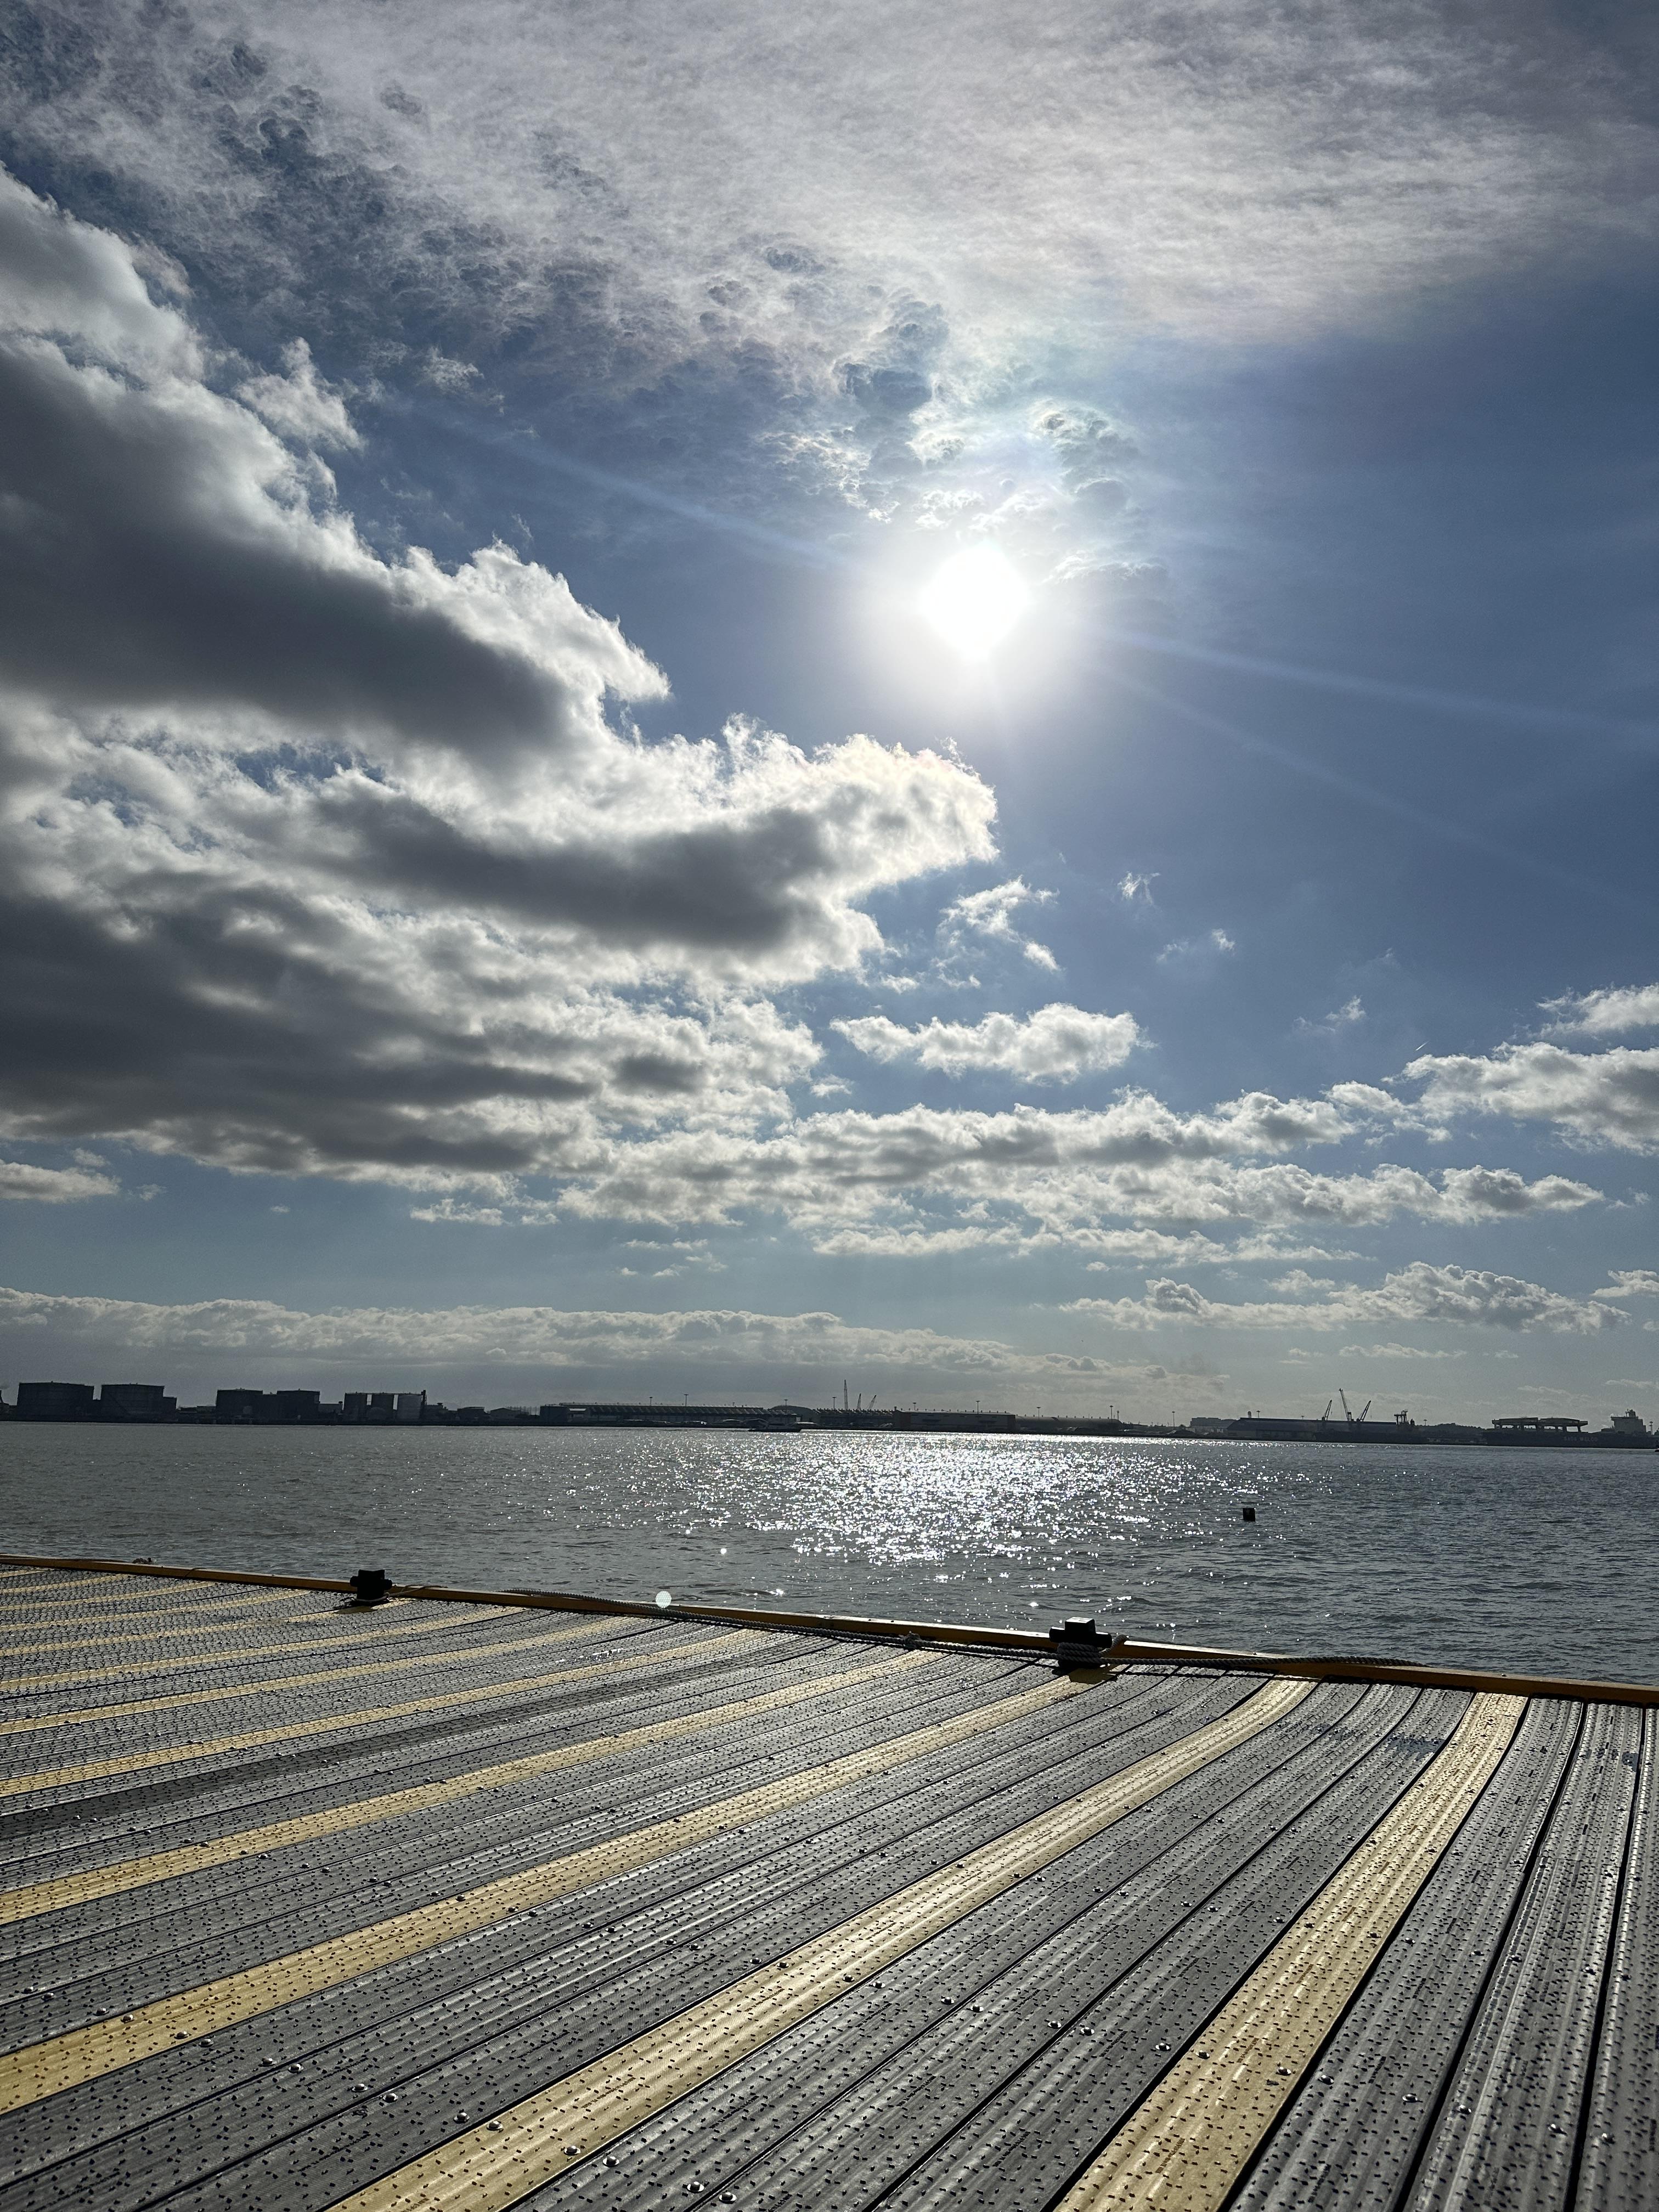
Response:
[1, 0, 1656, 1415]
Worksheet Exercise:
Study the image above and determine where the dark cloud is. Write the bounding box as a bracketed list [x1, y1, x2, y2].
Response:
[0, 177, 654, 771]
[0, 172, 993, 1187]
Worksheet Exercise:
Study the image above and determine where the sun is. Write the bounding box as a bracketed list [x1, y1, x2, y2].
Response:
[918, 544, 1030, 660]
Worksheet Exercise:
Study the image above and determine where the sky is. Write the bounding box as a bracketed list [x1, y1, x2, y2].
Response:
[1, 0, 1657, 1419]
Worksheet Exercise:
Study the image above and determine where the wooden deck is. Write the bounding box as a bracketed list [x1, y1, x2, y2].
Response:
[0, 1557, 1653, 2211]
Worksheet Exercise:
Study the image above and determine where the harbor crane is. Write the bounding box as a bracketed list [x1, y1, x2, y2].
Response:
[1338, 1389, 1373, 1425]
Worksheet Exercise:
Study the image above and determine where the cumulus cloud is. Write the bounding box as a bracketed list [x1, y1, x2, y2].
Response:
[834, 1003, 1142, 1082]
[0, 1159, 120, 1202]
[1598, 1271, 1659, 1301]
[0, 173, 994, 1186]
[550, 1097, 1598, 1251]
[1403, 1041, 1659, 1152]
[1069, 1262, 1622, 1336]
[1541, 983, 1659, 1037]
[235, 338, 359, 448]
[940, 878, 1056, 970]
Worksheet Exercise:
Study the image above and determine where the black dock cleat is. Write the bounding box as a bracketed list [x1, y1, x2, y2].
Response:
[349, 1566, 394, 1606]
[1048, 1616, 1122, 1671]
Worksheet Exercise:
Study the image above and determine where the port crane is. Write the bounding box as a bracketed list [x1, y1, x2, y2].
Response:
[1338, 1389, 1372, 1425]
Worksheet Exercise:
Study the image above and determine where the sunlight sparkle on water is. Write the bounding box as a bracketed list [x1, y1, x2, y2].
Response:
[919, 544, 1030, 659]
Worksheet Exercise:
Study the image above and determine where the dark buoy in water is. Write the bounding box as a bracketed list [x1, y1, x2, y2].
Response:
[1241, 1505, 1256, 1522]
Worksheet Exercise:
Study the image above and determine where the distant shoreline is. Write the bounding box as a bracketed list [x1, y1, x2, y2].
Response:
[2, 1396, 1653, 1448]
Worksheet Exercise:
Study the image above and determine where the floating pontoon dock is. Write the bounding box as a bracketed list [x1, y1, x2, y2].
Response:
[0, 1554, 1654, 2211]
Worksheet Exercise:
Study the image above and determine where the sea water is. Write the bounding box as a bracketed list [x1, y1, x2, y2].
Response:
[0, 1424, 1652, 1683]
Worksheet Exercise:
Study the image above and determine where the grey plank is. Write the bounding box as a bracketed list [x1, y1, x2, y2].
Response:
[1234, 1697, 1581, 2212]
[1572, 1707, 1658, 2212]
[1404, 1702, 1643, 2212]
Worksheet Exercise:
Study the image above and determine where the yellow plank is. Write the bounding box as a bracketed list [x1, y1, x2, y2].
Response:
[0, 1628, 764, 1800]
[2, 1652, 1052, 1925]
[1053, 1691, 1525, 2211]
[0, 1600, 320, 1658]
[0, 1621, 611, 1739]
[313, 1678, 1316, 2212]
[0, 1646, 957, 2105]
[1, 1605, 506, 1691]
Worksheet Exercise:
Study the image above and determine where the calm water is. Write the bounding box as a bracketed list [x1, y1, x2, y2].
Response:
[1, 1425, 1654, 1683]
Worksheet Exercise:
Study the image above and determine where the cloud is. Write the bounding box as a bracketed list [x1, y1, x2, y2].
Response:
[0, 1282, 1150, 1402]
[0, 1158, 119, 1202]
[1337, 1342, 1464, 1361]
[1069, 1261, 1622, 1336]
[0, 171, 1637, 1290]
[9, 2, 1651, 374]
[940, 877, 1056, 970]
[4, 0, 1654, 614]
[1296, 996, 1364, 1035]
[1598, 1271, 1659, 1301]
[1403, 1041, 1659, 1152]
[235, 338, 359, 448]
[834, 1003, 1142, 1082]
[0, 173, 995, 1187]
[553, 1095, 1598, 1249]
[1540, 983, 1659, 1037]
[1118, 872, 1158, 904]
[1158, 928, 1235, 964]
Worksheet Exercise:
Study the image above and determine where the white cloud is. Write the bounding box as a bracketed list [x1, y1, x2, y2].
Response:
[834, 1003, 1142, 1082]
[1158, 928, 1235, 964]
[551, 1097, 1597, 1249]
[1540, 983, 1659, 1037]
[1118, 872, 1158, 904]
[1327, 1080, 1405, 1118]
[1296, 995, 1364, 1035]
[1068, 1261, 1622, 1336]
[1337, 1342, 1465, 1361]
[1404, 1041, 1659, 1152]
[0, 1159, 120, 1203]
[940, 877, 1056, 970]
[235, 338, 359, 449]
[1598, 1271, 1659, 1301]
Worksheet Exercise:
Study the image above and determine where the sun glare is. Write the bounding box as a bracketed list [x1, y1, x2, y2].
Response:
[919, 544, 1030, 660]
